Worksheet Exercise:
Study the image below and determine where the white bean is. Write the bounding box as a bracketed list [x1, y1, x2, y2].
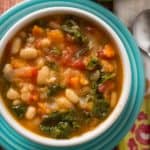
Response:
[47, 77, 57, 83]
[40, 38, 51, 48]
[37, 66, 50, 85]
[79, 100, 93, 111]
[49, 103, 59, 112]
[36, 57, 45, 69]
[6, 88, 20, 100]
[56, 97, 73, 109]
[12, 99, 21, 105]
[21, 92, 30, 102]
[110, 91, 117, 108]
[20, 83, 34, 93]
[25, 106, 36, 120]
[65, 89, 79, 104]
[11, 37, 22, 54]
[20, 47, 38, 59]
[3, 64, 14, 81]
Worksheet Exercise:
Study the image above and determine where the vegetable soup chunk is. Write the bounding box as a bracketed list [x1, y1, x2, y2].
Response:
[0, 15, 123, 139]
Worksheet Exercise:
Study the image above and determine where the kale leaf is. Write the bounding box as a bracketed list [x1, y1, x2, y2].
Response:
[11, 104, 27, 119]
[47, 84, 65, 97]
[61, 19, 88, 44]
[40, 110, 89, 138]
[99, 72, 116, 83]
[86, 58, 99, 71]
[47, 61, 59, 71]
[92, 99, 110, 119]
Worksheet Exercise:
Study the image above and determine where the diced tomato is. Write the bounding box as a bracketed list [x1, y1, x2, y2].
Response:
[30, 68, 38, 78]
[25, 67, 38, 78]
[71, 59, 85, 70]
[98, 81, 115, 93]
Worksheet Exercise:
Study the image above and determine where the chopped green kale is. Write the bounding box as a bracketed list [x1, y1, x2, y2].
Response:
[86, 58, 99, 70]
[92, 99, 110, 119]
[11, 104, 27, 119]
[61, 19, 88, 44]
[40, 110, 90, 138]
[99, 72, 116, 83]
[47, 84, 65, 97]
[47, 61, 59, 71]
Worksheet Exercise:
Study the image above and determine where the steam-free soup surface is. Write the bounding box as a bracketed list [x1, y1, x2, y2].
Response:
[0, 15, 123, 139]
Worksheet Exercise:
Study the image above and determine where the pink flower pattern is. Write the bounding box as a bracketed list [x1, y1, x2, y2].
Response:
[127, 111, 150, 149]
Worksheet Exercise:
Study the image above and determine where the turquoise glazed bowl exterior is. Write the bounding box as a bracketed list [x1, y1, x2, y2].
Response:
[0, 0, 145, 150]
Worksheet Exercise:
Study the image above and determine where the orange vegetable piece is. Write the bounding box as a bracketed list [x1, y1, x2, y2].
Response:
[103, 44, 115, 58]
[25, 67, 38, 78]
[15, 67, 38, 79]
[11, 58, 27, 68]
[29, 91, 39, 103]
[37, 102, 50, 114]
[47, 29, 64, 43]
[32, 25, 44, 37]
[69, 76, 80, 89]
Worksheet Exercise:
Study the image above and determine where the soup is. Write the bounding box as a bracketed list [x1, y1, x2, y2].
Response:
[0, 15, 123, 139]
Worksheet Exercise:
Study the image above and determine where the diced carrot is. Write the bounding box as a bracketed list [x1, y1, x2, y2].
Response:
[37, 102, 50, 114]
[98, 44, 115, 59]
[47, 29, 64, 43]
[68, 76, 80, 89]
[26, 67, 38, 78]
[11, 58, 27, 68]
[103, 44, 115, 58]
[15, 67, 38, 79]
[32, 25, 44, 37]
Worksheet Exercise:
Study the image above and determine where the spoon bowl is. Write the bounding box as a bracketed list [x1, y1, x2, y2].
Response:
[132, 9, 150, 56]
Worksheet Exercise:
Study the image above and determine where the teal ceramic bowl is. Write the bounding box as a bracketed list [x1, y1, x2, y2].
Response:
[0, 0, 145, 150]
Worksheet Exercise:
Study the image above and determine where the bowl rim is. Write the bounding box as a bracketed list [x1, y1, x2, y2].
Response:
[0, 7, 131, 147]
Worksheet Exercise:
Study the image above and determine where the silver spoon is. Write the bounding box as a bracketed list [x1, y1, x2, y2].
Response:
[132, 9, 150, 56]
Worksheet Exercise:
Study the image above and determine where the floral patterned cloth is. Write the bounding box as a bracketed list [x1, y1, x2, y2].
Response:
[114, 0, 150, 149]
[119, 93, 150, 150]
[118, 55, 150, 150]
[0, 0, 149, 150]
